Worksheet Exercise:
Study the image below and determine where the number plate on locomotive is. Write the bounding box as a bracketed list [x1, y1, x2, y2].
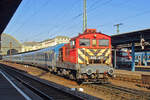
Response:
[90, 56, 103, 59]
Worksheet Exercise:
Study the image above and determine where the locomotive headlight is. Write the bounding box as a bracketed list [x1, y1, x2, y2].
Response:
[108, 68, 114, 76]
[87, 69, 92, 75]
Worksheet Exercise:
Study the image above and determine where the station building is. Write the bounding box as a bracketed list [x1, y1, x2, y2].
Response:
[36, 36, 70, 49]
[1, 34, 70, 53]
[22, 41, 39, 52]
[1, 33, 22, 55]
[23, 36, 70, 51]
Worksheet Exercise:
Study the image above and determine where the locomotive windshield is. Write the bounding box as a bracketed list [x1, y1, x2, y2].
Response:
[79, 39, 90, 46]
[99, 39, 109, 46]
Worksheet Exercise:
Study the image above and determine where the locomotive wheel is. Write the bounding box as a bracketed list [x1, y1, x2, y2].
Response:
[57, 71, 61, 75]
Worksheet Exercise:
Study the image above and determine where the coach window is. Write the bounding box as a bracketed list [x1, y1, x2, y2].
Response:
[138, 56, 141, 59]
[79, 39, 90, 47]
[92, 39, 97, 46]
[135, 56, 138, 59]
[99, 39, 109, 46]
[122, 52, 128, 56]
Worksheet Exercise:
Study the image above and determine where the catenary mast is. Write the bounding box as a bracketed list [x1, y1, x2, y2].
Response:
[83, 0, 87, 32]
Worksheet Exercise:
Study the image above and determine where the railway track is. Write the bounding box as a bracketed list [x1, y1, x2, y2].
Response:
[112, 73, 150, 90]
[2, 62, 150, 100]
[0, 64, 99, 100]
[82, 83, 150, 100]
[113, 75, 141, 83]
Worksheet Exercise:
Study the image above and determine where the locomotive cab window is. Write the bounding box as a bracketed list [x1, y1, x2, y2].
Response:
[79, 39, 90, 46]
[99, 39, 109, 46]
[92, 39, 97, 46]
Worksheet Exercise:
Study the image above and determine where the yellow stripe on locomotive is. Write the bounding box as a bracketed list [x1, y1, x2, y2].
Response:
[78, 48, 111, 65]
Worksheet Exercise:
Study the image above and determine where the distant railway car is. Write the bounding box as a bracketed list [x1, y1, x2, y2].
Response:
[3, 29, 113, 83]
[135, 52, 150, 66]
[112, 50, 132, 67]
[3, 53, 22, 63]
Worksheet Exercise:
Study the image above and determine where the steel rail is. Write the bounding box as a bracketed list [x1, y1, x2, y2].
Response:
[0, 65, 84, 100]
[82, 83, 150, 100]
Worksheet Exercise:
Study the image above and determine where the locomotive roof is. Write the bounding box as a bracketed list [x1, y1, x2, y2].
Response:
[71, 29, 110, 41]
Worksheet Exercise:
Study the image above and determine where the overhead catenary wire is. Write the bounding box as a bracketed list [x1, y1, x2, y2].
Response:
[6, 0, 150, 43]
[87, 0, 150, 33]
[46, 0, 109, 37]
[14, 0, 113, 42]
[51, 0, 114, 35]
[44, 0, 119, 38]
[53, 0, 148, 36]
[6, 0, 33, 34]
[28, 0, 81, 41]
[98, 9, 150, 29]
[11, 0, 51, 36]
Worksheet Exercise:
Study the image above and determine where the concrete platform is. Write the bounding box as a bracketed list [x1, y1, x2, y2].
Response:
[114, 69, 150, 80]
[0, 70, 30, 100]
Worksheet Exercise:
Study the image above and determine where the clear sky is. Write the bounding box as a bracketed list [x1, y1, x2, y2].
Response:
[3, 0, 150, 42]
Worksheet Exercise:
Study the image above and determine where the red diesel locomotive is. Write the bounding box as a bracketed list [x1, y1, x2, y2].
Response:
[57, 29, 113, 83]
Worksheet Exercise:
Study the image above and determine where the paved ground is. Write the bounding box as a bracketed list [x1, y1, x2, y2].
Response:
[0, 70, 26, 100]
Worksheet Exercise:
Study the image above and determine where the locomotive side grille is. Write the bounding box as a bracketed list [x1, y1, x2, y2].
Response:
[78, 48, 111, 64]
